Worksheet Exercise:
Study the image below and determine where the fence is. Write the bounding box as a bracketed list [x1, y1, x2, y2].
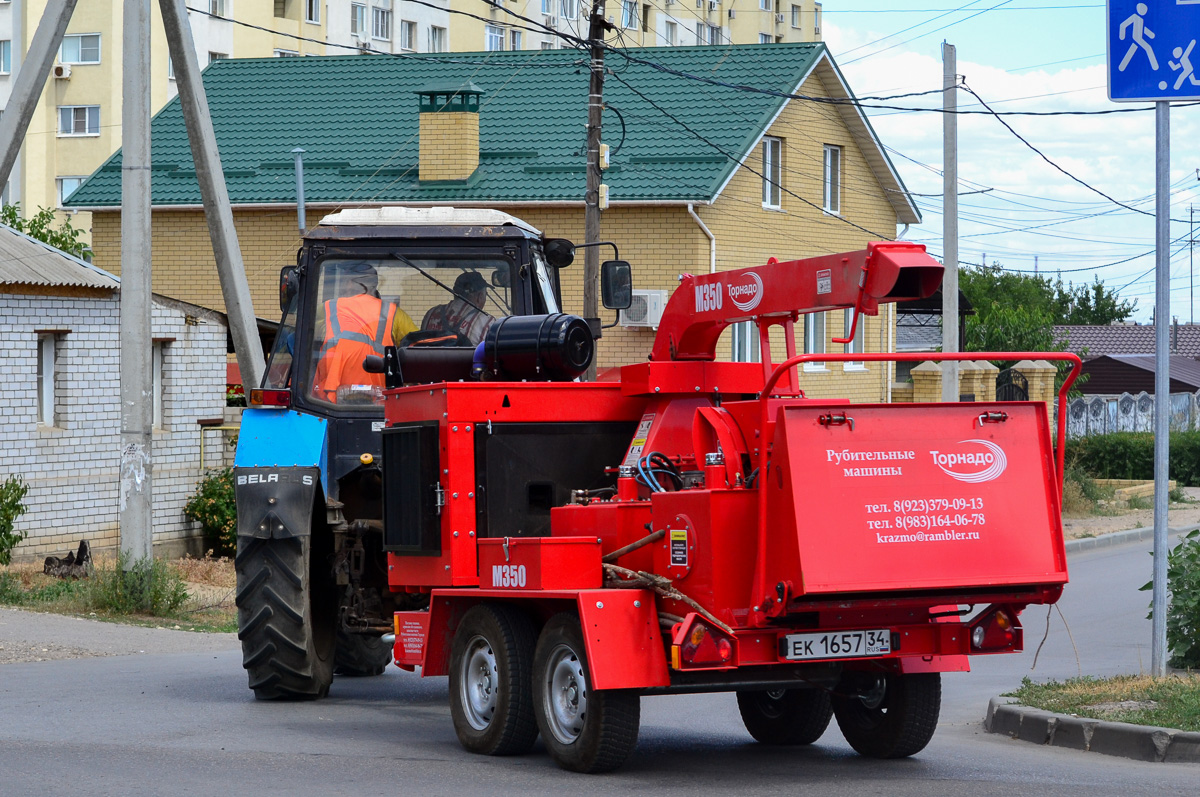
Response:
[1065, 391, 1200, 438]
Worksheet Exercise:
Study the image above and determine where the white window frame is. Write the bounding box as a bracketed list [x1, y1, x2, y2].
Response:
[167, 54, 175, 79]
[759, 0, 771, 10]
[306, 0, 320, 24]
[823, 144, 841, 214]
[510, 28, 522, 51]
[56, 176, 85, 207]
[37, 334, 57, 426]
[621, 0, 638, 29]
[762, 136, 782, 209]
[803, 312, 827, 370]
[541, 0, 552, 14]
[759, 33, 772, 44]
[208, 51, 229, 64]
[57, 105, 100, 137]
[814, 2, 822, 34]
[843, 308, 865, 369]
[541, 41, 555, 50]
[664, 20, 677, 46]
[429, 26, 447, 53]
[791, 4, 800, 28]
[274, 48, 300, 57]
[373, 8, 392, 40]
[400, 19, 416, 51]
[351, 3, 366, 34]
[59, 33, 101, 65]
[560, 0, 578, 18]
[485, 24, 504, 51]
[209, 0, 227, 18]
[730, 321, 760, 363]
[152, 341, 165, 429]
[1, 40, 11, 75]
[708, 24, 722, 44]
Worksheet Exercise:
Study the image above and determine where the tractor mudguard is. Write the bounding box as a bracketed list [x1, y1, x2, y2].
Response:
[234, 408, 329, 539]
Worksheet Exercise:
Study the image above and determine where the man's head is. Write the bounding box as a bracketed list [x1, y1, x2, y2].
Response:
[342, 261, 379, 296]
[453, 271, 488, 304]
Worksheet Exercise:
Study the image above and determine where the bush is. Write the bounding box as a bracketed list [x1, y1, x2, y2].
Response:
[1143, 529, 1200, 669]
[184, 468, 237, 556]
[1066, 432, 1200, 487]
[0, 475, 29, 566]
[83, 552, 188, 616]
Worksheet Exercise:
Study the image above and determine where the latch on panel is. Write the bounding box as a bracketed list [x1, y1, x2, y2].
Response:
[818, 412, 855, 431]
[975, 411, 1008, 428]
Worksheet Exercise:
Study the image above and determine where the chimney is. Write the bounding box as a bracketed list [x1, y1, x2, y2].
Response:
[417, 82, 483, 182]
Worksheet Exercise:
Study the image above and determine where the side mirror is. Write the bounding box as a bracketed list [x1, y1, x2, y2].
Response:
[600, 260, 632, 310]
[279, 266, 299, 312]
[544, 238, 576, 268]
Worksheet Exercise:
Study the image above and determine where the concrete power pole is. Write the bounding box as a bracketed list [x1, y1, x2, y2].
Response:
[941, 42, 959, 401]
[119, 0, 154, 563]
[583, 1, 607, 381]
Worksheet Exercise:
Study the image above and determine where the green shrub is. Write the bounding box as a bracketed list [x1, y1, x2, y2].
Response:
[1144, 529, 1200, 669]
[1066, 432, 1200, 487]
[184, 468, 237, 556]
[0, 475, 29, 566]
[83, 552, 188, 616]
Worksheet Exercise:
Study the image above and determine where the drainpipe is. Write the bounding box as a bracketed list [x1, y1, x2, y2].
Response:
[897, 223, 910, 241]
[688, 203, 716, 274]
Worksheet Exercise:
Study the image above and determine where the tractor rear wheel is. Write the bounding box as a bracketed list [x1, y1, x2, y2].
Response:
[832, 672, 940, 758]
[448, 603, 539, 756]
[235, 534, 337, 700]
[334, 629, 392, 677]
[736, 688, 833, 745]
[533, 613, 640, 773]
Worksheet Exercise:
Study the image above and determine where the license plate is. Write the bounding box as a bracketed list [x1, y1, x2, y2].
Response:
[780, 629, 892, 661]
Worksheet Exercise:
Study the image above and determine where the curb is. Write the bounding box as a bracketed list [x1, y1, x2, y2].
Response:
[1064, 523, 1199, 554]
[984, 697, 1200, 763]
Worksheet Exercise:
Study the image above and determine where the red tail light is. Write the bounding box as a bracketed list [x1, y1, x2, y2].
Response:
[249, 389, 291, 407]
[970, 606, 1021, 652]
[671, 615, 737, 669]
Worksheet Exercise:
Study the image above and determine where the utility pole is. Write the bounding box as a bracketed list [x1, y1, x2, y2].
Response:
[1034, 255, 1039, 276]
[119, 0, 154, 563]
[583, 1, 608, 381]
[1190, 205, 1195, 324]
[941, 42, 959, 401]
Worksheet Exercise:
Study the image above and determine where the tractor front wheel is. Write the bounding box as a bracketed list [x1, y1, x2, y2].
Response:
[533, 613, 640, 773]
[334, 628, 392, 677]
[448, 603, 539, 756]
[832, 672, 940, 758]
[736, 688, 833, 745]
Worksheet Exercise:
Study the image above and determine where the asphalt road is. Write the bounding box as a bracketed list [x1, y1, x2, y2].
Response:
[0, 535, 1195, 796]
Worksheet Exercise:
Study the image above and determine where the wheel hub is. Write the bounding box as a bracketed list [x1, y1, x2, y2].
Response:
[460, 636, 499, 730]
[544, 644, 588, 744]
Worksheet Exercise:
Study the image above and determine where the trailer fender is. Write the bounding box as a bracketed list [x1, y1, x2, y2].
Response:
[576, 589, 670, 690]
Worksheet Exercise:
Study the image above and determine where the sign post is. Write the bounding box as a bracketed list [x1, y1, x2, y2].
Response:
[1107, 0, 1200, 676]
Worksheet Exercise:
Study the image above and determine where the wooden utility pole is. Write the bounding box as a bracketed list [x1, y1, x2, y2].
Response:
[583, 1, 607, 380]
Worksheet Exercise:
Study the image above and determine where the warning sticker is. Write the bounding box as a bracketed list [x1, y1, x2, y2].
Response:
[816, 269, 833, 295]
[670, 528, 689, 567]
[621, 413, 657, 468]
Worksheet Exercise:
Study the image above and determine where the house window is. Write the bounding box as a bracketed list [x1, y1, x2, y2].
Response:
[429, 26, 447, 52]
[306, 0, 320, 23]
[208, 51, 229, 64]
[510, 29, 523, 50]
[814, 2, 822, 34]
[373, 8, 392, 40]
[59, 33, 101, 64]
[759, 33, 772, 44]
[560, 0, 578, 18]
[804, 312, 826, 360]
[541, 0, 552, 14]
[274, 49, 300, 57]
[167, 55, 175, 79]
[791, 4, 800, 27]
[621, 1, 638, 29]
[762, 136, 782, 209]
[843, 308, 864, 366]
[708, 24, 721, 44]
[541, 41, 555, 50]
[485, 25, 504, 50]
[152, 341, 165, 429]
[57, 105, 100, 136]
[759, 0, 770, 9]
[400, 20, 416, 51]
[209, 0, 226, 17]
[1, 40, 11, 74]
[731, 322, 760, 363]
[823, 144, 841, 214]
[664, 20, 676, 46]
[694, 22, 703, 45]
[56, 177, 85, 207]
[351, 3, 366, 34]
[37, 334, 58, 426]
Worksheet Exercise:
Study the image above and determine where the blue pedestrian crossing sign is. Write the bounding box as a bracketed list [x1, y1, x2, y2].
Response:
[1108, 1, 1200, 101]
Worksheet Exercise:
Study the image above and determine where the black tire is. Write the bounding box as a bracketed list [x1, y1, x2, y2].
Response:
[832, 672, 941, 758]
[448, 603, 539, 756]
[736, 688, 833, 745]
[334, 628, 392, 677]
[235, 534, 336, 700]
[533, 613, 640, 774]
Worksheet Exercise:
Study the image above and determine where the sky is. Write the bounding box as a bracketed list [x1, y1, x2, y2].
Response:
[821, 1, 1200, 323]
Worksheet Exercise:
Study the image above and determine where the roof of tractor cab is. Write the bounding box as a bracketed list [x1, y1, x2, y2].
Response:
[319, 207, 541, 235]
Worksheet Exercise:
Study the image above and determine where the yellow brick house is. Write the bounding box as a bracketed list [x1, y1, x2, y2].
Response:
[66, 42, 920, 401]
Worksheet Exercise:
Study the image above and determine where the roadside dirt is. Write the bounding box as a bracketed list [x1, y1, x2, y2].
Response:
[1061, 486, 1200, 540]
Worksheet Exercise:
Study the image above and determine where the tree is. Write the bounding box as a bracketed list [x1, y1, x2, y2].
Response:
[0, 203, 93, 261]
[1052, 276, 1137, 326]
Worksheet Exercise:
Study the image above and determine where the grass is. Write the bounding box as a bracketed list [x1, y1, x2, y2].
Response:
[0, 552, 237, 633]
[1006, 674, 1200, 732]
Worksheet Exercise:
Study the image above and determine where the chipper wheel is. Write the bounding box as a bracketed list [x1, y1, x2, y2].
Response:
[448, 604, 539, 756]
[533, 613, 641, 773]
[736, 688, 834, 745]
[235, 534, 337, 700]
[831, 672, 941, 758]
[334, 628, 392, 677]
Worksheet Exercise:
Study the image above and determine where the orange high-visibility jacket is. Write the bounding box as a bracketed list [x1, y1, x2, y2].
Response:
[313, 293, 397, 402]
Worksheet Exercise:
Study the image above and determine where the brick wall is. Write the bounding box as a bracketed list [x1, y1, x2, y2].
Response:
[0, 291, 227, 559]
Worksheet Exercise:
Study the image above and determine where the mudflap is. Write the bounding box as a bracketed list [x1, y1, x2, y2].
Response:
[234, 467, 322, 539]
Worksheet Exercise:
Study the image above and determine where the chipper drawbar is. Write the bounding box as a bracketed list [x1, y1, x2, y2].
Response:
[235, 219, 1080, 773]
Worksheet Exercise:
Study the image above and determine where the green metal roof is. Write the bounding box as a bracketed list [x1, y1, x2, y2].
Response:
[67, 44, 909, 213]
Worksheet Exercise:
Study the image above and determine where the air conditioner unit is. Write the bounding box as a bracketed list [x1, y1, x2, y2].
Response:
[620, 289, 667, 329]
[665, 0, 675, 5]
[775, 12, 785, 23]
[814, 25, 821, 34]
[53, 63, 72, 79]
[708, 0, 719, 8]
[728, 9, 735, 18]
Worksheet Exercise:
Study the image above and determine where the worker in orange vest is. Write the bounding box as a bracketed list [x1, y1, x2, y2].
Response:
[312, 262, 415, 402]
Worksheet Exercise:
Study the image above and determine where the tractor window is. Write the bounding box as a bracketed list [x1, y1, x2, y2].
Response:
[304, 255, 514, 407]
[262, 294, 298, 390]
[531, 249, 561, 314]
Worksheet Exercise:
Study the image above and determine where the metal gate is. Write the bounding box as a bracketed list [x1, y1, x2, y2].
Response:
[996, 368, 1029, 401]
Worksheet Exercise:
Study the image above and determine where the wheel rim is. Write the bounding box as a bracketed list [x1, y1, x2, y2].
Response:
[543, 643, 588, 744]
[757, 689, 788, 720]
[858, 677, 887, 711]
[459, 635, 499, 731]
